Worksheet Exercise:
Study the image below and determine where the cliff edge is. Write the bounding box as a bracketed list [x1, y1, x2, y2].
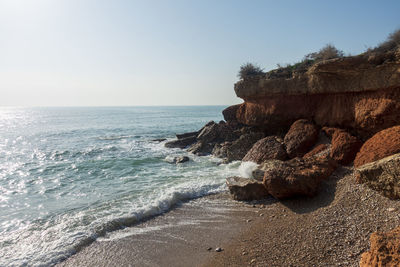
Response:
[234, 50, 400, 139]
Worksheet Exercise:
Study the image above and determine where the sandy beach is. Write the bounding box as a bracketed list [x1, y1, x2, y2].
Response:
[58, 166, 400, 267]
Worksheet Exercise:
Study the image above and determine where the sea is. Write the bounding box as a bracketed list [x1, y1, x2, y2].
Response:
[0, 106, 250, 266]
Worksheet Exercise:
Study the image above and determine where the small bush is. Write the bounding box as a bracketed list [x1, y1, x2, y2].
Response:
[238, 63, 264, 80]
[373, 28, 400, 53]
[305, 44, 344, 61]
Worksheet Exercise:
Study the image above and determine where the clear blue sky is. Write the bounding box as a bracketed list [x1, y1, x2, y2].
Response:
[1, 0, 399, 106]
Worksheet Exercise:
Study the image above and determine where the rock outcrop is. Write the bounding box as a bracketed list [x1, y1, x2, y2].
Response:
[226, 176, 269, 201]
[222, 104, 241, 122]
[354, 126, 400, 168]
[234, 56, 400, 139]
[242, 136, 287, 164]
[355, 153, 400, 199]
[360, 226, 400, 267]
[284, 119, 319, 158]
[261, 157, 337, 199]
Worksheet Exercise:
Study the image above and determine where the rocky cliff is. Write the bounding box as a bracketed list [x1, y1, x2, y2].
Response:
[234, 51, 400, 140]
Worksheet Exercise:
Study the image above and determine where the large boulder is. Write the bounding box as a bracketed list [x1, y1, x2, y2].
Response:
[222, 104, 241, 122]
[355, 153, 400, 199]
[354, 126, 400, 168]
[196, 121, 238, 144]
[226, 132, 264, 161]
[226, 176, 269, 201]
[360, 227, 400, 267]
[330, 129, 362, 165]
[242, 136, 287, 164]
[262, 157, 337, 199]
[284, 119, 319, 158]
[165, 136, 197, 149]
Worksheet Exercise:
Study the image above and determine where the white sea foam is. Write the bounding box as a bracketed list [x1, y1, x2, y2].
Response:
[238, 161, 259, 178]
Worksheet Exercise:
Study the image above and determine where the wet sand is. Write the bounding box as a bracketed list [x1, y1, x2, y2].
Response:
[57, 193, 263, 267]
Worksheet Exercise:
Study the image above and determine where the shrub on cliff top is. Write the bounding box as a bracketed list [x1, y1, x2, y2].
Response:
[373, 28, 400, 53]
[266, 44, 344, 79]
[238, 63, 264, 80]
[305, 44, 345, 61]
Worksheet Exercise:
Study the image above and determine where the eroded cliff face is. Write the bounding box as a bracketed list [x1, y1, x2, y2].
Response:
[234, 53, 400, 139]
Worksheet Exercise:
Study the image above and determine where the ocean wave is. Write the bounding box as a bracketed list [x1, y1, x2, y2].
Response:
[97, 135, 134, 141]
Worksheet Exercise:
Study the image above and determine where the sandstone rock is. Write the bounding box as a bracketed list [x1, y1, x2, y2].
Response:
[360, 227, 400, 267]
[222, 104, 241, 122]
[354, 126, 400, 168]
[303, 144, 329, 159]
[330, 130, 362, 165]
[187, 141, 214, 156]
[226, 176, 269, 201]
[284, 119, 319, 158]
[197, 122, 219, 143]
[226, 132, 264, 162]
[242, 136, 287, 164]
[234, 56, 400, 139]
[165, 136, 197, 149]
[355, 153, 400, 199]
[262, 157, 337, 199]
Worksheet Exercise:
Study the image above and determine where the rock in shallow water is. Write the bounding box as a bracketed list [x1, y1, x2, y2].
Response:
[166, 156, 190, 164]
[164, 136, 197, 149]
[226, 176, 269, 201]
[355, 153, 400, 199]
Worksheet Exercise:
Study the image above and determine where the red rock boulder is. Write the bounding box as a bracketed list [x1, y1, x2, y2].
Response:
[330, 129, 362, 165]
[242, 136, 287, 164]
[354, 126, 400, 168]
[284, 119, 319, 158]
[360, 227, 400, 267]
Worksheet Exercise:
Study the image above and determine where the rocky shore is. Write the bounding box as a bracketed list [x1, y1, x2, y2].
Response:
[165, 42, 400, 266]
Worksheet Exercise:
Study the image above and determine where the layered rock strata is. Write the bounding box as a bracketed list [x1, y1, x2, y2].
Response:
[234, 56, 400, 139]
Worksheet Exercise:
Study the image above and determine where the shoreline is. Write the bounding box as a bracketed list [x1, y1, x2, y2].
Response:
[58, 166, 400, 267]
[57, 191, 263, 267]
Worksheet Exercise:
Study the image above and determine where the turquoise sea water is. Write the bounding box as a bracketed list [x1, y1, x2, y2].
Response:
[0, 106, 242, 266]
